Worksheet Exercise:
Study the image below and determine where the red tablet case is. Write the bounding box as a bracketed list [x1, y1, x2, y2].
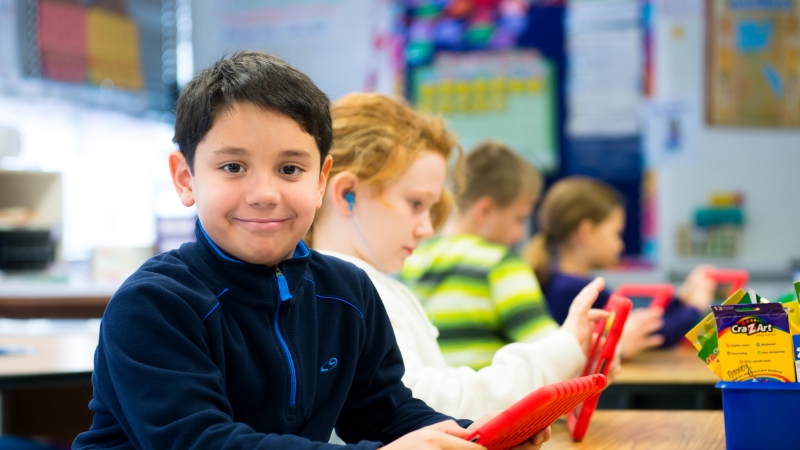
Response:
[708, 269, 749, 298]
[465, 374, 608, 450]
[567, 294, 632, 442]
[613, 284, 675, 309]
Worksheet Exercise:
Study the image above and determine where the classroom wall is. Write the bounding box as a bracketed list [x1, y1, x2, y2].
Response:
[653, 8, 800, 276]
[190, 0, 800, 276]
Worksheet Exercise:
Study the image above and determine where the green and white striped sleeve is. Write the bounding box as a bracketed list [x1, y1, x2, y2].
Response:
[488, 252, 559, 343]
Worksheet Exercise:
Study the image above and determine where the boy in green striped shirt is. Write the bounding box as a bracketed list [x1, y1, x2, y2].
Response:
[400, 141, 558, 369]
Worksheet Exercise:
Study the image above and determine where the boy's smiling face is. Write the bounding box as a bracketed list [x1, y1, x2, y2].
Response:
[170, 102, 332, 266]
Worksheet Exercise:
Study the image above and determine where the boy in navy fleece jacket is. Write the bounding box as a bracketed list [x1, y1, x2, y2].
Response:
[74, 52, 549, 449]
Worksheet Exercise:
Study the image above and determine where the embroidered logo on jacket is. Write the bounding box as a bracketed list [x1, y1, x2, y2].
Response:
[320, 358, 338, 372]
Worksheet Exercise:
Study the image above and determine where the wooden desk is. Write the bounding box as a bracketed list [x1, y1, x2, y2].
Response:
[615, 346, 719, 385]
[0, 330, 98, 441]
[599, 346, 722, 410]
[0, 333, 96, 388]
[549, 411, 725, 449]
[0, 283, 115, 318]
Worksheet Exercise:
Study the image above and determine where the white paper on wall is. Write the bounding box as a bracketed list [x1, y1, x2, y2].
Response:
[192, 0, 400, 101]
[643, 99, 700, 167]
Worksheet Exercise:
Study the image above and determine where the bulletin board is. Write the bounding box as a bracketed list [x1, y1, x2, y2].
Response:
[403, 1, 560, 173]
[412, 50, 557, 170]
[38, 0, 143, 90]
[3, 0, 173, 113]
[706, 0, 800, 127]
[404, 1, 645, 257]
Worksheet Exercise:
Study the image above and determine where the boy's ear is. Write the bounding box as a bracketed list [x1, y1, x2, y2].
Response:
[471, 196, 497, 225]
[329, 171, 359, 217]
[316, 155, 334, 210]
[169, 151, 195, 207]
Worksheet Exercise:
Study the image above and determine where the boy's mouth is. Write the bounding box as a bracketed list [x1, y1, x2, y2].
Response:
[234, 218, 289, 232]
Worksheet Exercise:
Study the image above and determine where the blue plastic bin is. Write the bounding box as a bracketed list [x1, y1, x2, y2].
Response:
[717, 381, 800, 450]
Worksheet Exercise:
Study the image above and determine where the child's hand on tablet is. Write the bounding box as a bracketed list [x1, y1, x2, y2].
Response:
[384, 420, 485, 449]
[561, 277, 610, 356]
[469, 411, 551, 450]
[620, 308, 664, 360]
[678, 264, 717, 311]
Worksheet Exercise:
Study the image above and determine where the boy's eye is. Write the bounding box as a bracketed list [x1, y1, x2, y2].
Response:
[280, 165, 302, 176]
[222, 163, 243, 173]
[410, 200, 424, 210]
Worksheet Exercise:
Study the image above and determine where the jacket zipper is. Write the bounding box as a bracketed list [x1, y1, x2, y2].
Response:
[273, 267, 297, 407]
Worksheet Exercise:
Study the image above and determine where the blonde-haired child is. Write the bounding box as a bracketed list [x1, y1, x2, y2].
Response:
[524, 176, 716, 358]
[311, 93, 608, 422]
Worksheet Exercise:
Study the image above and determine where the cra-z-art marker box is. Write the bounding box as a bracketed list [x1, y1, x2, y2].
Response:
[712, 303, 796, 382]
[686, 289, 751, 379]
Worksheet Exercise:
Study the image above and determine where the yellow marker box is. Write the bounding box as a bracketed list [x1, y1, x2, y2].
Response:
[712, 303, 796, 382]
[685, 289, 750, 379]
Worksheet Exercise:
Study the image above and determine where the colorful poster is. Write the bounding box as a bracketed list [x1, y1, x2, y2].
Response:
[403, 1, 557, 171]
[412, 50, 556, 169]
[37, 0, 143, 90]
[86, 7, 143, 90]
[39, 1, 88, 83]
[403, 0, 533, 66]
[707, 0, 800, 126]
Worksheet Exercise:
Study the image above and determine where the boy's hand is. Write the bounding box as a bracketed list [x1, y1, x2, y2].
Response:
[469, 411, 551, 450]
[561, 277, 610, 356]
[678, 265, 717, 311]
[383, 420, 485, 450]
[620, 308, 664, 360]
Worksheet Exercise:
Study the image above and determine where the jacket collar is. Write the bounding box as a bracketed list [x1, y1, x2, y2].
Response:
[188, 220, 311, 310]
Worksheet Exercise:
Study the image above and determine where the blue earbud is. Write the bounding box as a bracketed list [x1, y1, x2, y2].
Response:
[344, 190, 386, 273]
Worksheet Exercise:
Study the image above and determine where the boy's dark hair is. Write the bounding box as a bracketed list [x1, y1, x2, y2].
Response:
[173, 51, 332, 171]
[456, 140, 542, 211]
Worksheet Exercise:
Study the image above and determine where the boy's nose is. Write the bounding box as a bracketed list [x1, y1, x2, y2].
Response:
[245, 175, 281, 206]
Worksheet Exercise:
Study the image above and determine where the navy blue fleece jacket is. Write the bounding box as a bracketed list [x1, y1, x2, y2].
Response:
[74, 222, 468, 449]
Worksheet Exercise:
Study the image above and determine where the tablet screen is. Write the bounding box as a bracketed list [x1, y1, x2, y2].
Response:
[628, 296, 653, 309]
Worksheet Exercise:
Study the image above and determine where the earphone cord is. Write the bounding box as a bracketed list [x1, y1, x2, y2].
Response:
[350, 214, 387, 274]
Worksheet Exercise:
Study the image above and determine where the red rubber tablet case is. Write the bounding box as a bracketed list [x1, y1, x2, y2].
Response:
[708, 269, 749, 298]
[567, 294, 632, 442]
[464, 374, 608, 450]
[613, 284, 675, 309]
